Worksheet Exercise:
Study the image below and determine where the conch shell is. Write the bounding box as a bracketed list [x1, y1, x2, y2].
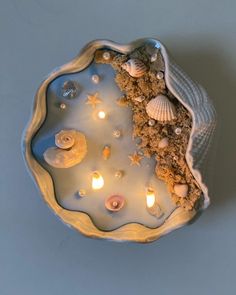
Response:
[121, 59, 147, 78]
[146, 94, 176, 122]
[43, 129, 87, 168]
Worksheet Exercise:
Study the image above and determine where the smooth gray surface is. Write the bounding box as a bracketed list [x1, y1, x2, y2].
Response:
[1, 0, 236, 294]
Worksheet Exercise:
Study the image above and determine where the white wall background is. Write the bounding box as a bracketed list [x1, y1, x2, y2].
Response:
[1, 1, 236, 294]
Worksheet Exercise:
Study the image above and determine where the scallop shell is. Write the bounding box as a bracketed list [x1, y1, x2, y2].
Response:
[121, 59, 147, 78]
[43, 129, 87, 168]
[146, 94, 176, 122]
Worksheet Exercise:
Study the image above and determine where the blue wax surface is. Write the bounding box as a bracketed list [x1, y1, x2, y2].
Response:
[32, 61, 176, 230]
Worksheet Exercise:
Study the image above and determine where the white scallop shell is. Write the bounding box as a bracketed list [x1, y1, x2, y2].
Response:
[43, 129, 87, 168]
[146, 94, 176, 122]
[121, 59, 147, 78]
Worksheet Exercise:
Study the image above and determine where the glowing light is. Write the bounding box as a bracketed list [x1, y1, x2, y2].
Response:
[97, 110, 106, 120]
[92, 171, 104, 190]
[146, 188, 156, 208]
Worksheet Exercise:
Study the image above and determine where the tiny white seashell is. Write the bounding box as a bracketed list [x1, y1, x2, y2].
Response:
[78, 189, 86, 197]
[134, 95, 145, 102]
[174, 184, 189, 198]
[112, 129, 122, 138]
[158, 137, 169, 149]
[114, 170, 124, 179]
[146, 94, 177, 122]
[43, 130, 87, 168]
[150, 53, 158, 62]
[121, 59, 147, 78]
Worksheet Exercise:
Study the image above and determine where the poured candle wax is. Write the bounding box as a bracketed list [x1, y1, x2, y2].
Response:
[32, 60, 176, 231]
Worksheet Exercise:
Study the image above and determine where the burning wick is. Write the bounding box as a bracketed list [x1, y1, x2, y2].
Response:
[146, 188, 163, 218]
[91, 171, 104, 190]
[97, 110, 107, 120]
[146, 188, 156, 208]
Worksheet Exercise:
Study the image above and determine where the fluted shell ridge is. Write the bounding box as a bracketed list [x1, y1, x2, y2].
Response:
[162, 55, 217, 208]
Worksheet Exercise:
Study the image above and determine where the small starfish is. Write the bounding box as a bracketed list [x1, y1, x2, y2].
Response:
[86, 92, 102, 108]
[128, 151, 143, 166]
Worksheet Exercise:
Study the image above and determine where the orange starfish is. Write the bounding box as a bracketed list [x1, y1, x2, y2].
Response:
[128, 151, 143, 166]
[86, 92, 102, 108]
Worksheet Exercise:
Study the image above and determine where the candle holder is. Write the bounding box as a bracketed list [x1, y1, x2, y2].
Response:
[22, 38, 216, 243]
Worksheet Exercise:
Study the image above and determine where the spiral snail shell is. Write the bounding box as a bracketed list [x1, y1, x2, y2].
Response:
[43, 129, 87, 168]
[121, 59, 147, 78]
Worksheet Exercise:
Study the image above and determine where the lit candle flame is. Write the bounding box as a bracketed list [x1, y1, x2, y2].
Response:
[146, 188, 156, 208]
[97, 110, 106, 119]
[92, 171, 104, 190]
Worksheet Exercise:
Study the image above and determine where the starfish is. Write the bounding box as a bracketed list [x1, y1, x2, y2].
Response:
[128, 151, 143, 166]
[86, 92, 102, 108]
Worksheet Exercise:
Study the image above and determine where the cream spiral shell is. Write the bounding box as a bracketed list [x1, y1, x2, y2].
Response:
[146, 94, 177, 122]
[121, 59, 147, 78]
[43, 129, 87, 168]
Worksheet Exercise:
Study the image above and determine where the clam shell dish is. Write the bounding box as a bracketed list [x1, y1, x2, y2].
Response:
[22, 38, 216, 243]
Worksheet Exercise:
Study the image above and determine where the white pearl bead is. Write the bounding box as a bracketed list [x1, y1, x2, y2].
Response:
[59, 103, 66, 109]
[91, 74, 100, 84]
[103, 51, 111, 60]
[156, 71, 164, 80]
[175, 127, 182, 135]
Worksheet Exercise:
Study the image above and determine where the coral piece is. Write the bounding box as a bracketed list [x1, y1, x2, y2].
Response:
[43, 130, 87, 168]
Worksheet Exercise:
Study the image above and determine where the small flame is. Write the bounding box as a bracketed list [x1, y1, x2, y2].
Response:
[92, 171, 104, 190]
[146, 188, 156, 208]
[97, 110, 106, 119]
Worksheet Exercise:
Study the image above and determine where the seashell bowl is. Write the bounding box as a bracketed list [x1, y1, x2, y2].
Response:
[22, 38, 217, 243]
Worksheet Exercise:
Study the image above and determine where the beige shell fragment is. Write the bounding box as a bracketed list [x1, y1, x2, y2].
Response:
[43, 129, 87, 168]
[174, 184, 189, 198]
[146, 94, 177, 122]
[158, 137, 169, 149]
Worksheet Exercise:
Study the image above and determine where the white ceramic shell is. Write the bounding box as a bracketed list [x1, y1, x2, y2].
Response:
[43, 129, 87, 168]
[146, 94, 177, 122]
[22, 38, 217, 243]
[121, 58, 147, 77]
